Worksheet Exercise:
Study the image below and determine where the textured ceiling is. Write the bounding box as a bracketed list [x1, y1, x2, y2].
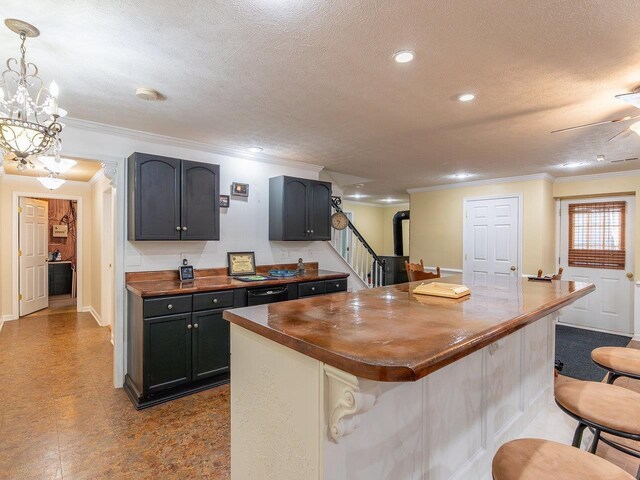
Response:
[3, 1, 640, 201]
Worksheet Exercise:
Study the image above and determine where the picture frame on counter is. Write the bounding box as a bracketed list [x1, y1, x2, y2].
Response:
[231, 182, 249, 197]
[227, 251, 256, 276]
[219, 195, 230, 208]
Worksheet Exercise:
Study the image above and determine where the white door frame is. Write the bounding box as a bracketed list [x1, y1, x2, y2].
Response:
[462, 193, 523, 276]
[13, 192, 83, 317]
[101, 184, 115, 342]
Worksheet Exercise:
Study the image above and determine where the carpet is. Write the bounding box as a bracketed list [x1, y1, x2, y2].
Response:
[556, 325, 631, 381]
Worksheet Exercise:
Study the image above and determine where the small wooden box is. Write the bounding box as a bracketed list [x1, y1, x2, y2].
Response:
[52, 225, 68, 238]
[413, 282, 471, 299]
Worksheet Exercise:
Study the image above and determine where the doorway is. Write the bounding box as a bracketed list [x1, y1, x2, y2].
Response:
[19, 196, 79, 317]
[463, 194, 522, 286]
[558, 196, 635, 335]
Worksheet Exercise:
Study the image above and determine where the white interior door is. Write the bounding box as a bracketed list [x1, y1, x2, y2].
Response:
[464, 196, 520, 287]
[559, 197, 635, 335]
[19, 197, 49, 316]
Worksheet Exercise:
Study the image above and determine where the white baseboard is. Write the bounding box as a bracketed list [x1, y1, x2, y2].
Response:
[0, 320, 3, 332]
[557, 321, 633, 338]
[1, 314, 17, 322]
[425, 266, 462, 276]
[82, 306, 106, 327]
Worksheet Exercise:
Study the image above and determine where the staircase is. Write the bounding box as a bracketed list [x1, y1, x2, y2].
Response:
[330, 197, 385, 288]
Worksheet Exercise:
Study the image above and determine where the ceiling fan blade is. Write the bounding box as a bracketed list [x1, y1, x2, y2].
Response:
[607, 128, 632, 142]
[551, 114, 640, 134]
[615, 92, 640, 109]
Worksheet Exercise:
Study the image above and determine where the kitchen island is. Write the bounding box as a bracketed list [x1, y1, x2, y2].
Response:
[223, 274, 594, 480]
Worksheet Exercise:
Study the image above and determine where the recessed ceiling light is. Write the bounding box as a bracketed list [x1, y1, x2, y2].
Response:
[348, 193, 368, 199]
[458, 93, 475, 102]
[451, 173, 472, 179]
[561, 162, 585, 168]
[393, 50, 415, 64]
[381, 198, 398, 203]
[246, 146, 263, 153]
[596, 155, 606, 162]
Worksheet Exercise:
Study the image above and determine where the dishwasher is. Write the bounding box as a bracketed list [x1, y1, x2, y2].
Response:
[247, 285, 290, 306]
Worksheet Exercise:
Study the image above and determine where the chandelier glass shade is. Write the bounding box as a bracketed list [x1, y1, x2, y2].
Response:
[37, 174, 65, 190]
[0, 20, 66, 170]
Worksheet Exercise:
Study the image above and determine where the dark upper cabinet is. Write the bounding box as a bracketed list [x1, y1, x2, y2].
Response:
[269, 176, 332, 241]
[144, 312, 192, 394]
[191, 309, 230, 381]
[128, 153, 220, 241]
[181, 160, 220, 240]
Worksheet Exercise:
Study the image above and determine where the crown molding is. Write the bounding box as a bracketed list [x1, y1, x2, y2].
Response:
[554, 169, 640, 184]
[342, 200, 410, 208]
[407, 173, 555, 193]
[63, 117, 325, 173]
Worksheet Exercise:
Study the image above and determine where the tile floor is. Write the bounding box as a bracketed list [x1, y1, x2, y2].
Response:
[1, 309, 639, 479]
[0, 311, 230, 479]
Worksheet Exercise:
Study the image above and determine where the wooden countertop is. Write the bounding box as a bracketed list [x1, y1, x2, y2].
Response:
[223, 275, 595, 382]
[126, 266, 348, 297]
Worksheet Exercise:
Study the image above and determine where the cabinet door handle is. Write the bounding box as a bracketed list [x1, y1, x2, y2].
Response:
[212, 298, 218, 304]
[182, 226, 188, 231]
[310, 229, 314, 233]
[193, 323, 199, 329]
[187, 324, 192, 330]
[167, 304, 173, 310]
[176, 226, 181, 231]
[336, 283, 340, 287]
[311, 287, 315, 291]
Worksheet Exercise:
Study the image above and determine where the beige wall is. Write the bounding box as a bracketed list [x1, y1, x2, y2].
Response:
[409, 179, 556, 274]
[0, 174, 93, 319]
[341, 201, 410, 256]
[553, 173, 640, 274]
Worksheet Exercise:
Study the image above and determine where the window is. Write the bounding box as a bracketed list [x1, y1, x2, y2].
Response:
[568, 201, 626, 269]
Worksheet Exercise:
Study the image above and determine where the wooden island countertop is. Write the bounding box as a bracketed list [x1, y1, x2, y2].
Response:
[223, 275, 594, 382]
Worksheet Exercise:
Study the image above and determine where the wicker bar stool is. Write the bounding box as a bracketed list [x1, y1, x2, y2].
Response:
[592, 346, 640, 384]
[555, 381, 640, 479]
[492, 438, 634, 479]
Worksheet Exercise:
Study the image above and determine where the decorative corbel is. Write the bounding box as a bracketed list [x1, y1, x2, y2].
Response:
[324, 364, 379, 443]
[101, 161, 118, 188]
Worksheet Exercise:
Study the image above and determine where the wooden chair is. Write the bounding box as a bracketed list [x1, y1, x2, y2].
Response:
[405, 260, 441, 282]
[536, 267, 564, 280]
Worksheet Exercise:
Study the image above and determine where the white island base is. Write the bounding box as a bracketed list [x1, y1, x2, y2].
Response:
[230, 313, 577, 480]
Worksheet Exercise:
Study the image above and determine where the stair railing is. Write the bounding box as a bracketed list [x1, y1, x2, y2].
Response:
[330, 197, 385, 288]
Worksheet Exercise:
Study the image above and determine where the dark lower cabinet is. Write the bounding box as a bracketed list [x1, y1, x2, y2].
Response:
[125, 292, 235, 410]
[192, 309, 230, 381]
[125, 278, 347, 409]
[48, 262, 73, 296]
[145, 313, 192, 394]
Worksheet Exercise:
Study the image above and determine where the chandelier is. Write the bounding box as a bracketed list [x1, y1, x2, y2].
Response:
[0, 19, 66, 171]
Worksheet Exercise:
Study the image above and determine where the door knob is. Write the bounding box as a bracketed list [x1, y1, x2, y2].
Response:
[510, 266, 517, 271]
[627, 272, 635, 279]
